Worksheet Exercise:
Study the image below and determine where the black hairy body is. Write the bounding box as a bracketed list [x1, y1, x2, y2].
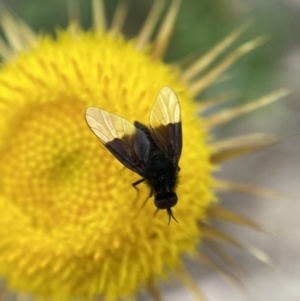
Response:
[133, 121, 179, 197]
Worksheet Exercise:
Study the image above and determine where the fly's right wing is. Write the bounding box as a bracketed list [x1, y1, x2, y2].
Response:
[85, 107, 150, 176]
[149, 87, 182, 166]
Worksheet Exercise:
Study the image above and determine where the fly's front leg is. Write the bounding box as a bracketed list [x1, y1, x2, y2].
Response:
[132, 178, 145, 191]
[132, 179, 153, 213]
[137, 188, 153, 215]
[132, 178, 146, 202]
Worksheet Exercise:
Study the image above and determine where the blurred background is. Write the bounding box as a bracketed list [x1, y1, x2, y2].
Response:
[1, 0, 299, 300]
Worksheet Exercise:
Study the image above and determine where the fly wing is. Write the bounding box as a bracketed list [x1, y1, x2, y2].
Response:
[149, 87, 182, 165]
[86, 107, 150, 176]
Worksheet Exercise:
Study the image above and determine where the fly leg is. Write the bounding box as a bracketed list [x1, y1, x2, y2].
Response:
[137, 188, 153, 214]
[132, 178, 145, 189]
[132, 178, 146, 202]
[153, 208, 160, 218]
[132, 179, 153, 214]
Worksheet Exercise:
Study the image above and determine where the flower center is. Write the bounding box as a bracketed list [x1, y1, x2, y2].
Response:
[0, 98, 109, 230]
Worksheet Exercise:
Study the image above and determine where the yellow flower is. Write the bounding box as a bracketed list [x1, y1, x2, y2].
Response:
[0, 1, 288, 301]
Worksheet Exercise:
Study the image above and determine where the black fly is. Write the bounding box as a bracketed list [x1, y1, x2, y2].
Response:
[85, 87, 182, 224]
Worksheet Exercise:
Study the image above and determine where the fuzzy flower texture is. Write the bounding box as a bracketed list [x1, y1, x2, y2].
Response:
[0, 1, 288, 301]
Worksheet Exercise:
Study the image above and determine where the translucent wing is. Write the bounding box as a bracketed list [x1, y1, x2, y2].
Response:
[149, 87, 182, 165]
[86, 107, 150, 176]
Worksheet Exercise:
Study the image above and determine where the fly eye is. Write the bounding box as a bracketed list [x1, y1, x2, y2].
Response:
[154, 192, 178, 209]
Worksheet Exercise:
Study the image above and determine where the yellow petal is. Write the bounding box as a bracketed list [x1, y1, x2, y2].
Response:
[207, 206, 269, 233]
[180, 22, 251, 82]
[111, 0, 131, 34]
[189, 36, 268, 95]
[191, 252, 244, 289]
[204, 88, 289, 128]
[92, 0, 107, 31]
[135, 0, 166, 51]
[175, 265, 206, 301]
[199, 223, 273, 265]
[210, 133, 282, 163]
[151, 0, 181, 59]
[215, 179, 297, 201]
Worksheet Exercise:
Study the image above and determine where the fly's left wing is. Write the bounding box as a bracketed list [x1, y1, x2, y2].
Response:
[85, 107, 150, 176]
[149, 87, 182, 165]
